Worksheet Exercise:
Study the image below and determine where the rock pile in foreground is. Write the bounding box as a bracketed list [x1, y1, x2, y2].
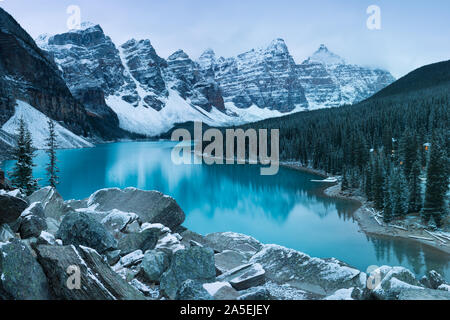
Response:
[0, 187, 449, 300]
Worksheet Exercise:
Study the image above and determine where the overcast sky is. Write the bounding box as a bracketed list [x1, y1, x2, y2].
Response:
[1, 0, 449, 78]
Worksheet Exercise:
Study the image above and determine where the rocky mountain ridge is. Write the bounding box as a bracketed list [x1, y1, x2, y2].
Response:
[36, 23, 395, 136]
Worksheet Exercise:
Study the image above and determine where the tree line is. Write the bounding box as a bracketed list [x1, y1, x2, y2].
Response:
[237, 88, 449, 227]
[9, 118, 59, 195]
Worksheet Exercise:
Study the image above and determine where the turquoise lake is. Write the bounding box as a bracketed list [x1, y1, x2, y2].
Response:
[3, 141, 450, 281]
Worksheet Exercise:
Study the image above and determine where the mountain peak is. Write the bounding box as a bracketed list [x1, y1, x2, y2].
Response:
[69, 22, 102, 33]
[266, 38, 289, 53]
[308, 44, 345, 66]
[168, 49, 190, 61]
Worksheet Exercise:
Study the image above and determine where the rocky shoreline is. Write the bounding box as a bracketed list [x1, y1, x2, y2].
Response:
[281, 162, 450, 256]
[1, 186, 450, 300]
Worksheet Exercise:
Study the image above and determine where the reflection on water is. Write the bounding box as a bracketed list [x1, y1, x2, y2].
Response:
[3, 141, 450, 280]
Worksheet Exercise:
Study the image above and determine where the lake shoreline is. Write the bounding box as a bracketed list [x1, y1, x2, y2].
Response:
[281, 162, 450, 256]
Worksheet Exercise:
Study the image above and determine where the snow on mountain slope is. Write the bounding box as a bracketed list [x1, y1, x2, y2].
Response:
[2, 100, 94, 149]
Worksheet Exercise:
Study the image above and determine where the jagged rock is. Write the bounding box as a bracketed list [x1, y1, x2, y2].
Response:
[45, 217, 60, 235]
[250, 244, 365, 296]
[27, 187, 71, 221]
[160, 246, 216, 299]
[138, 250, 170, 283]
[18, 202, 47, 239]
[370, 266, 422, 300]
[0, 224, 15, 242]
[215, 250, 248, 274]
[203, 282, 240, 300]
[239, 287, 273, 300]
[155, 232, 185, 255]
[85, 188, 185, 229]
[0, 239, 51, 300]
[36, 245, 145, 300]
[117, 250, 144, 268]
[420, 270, 445, 290]
[37, 231, 56, 245]
[217, 263, 266, 291]
[0, 194, 28, 224]
[57, 211, 117, 254]
[204, 232, 263, 258]
[176, 280, 214, 300]
[101, 209, 139, 233]
[105, 250, 121, 266]
[118, 229, 159, 256]
[397, 288, 450, 300]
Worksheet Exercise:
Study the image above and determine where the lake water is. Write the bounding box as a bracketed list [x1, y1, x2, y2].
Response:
[3, 141, 450, 281]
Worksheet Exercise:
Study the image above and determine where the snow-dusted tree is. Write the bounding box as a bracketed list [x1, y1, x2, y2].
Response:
[372, 157, 385, 210]
[341, 168, 349, 191]
[422, 137, 449, 227]
[383, 171, 393, 223]
[408, 158, 422, 213]
[391, 168, 409, 219]
[10, 118, 38, 195]
[46, 119, 59, 188]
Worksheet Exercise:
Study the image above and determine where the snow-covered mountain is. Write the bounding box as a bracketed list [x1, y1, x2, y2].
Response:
[36, 23, 395, 137]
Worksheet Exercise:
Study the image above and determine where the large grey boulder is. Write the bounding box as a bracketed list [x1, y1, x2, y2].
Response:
[0, 194, 28, 224]
[0, 224, 15, 242]
[250, 244, 365, 296]
[27, 187, 71, 221]
[215, 250, 248, 274]
[101, 209, 139, 233]
[118, 229, 159, 256]
[36, 245, 145, 300]
[217, 263, 266, 291]
[203, 282, 240, 300]
[176, 280, 214, 300]
[0, 239, 51, 300]
[398, 288, 450, 300]
[57, 211, 118, 254]
[204, 232, 263, 258]
[420, 270, 445, 290]
[160, 246, 216, 299]
[17, 202, 48, 239]
[85, 188, 185, 229]
[138, 250, 170, 283]
[370, 266, 422, 300]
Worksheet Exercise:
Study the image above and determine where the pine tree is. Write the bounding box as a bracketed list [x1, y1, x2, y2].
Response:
[10, 118, 38, 195]
[372, 157, 385, 210]
[421, 137, 449, 227]
[383, 171, 393, 223]
[408, 158, 422, 213]
[391, 168, 409, 219]
[46, 119, 59, 188]
[364, 160, 373, 201]
[341, 168, 349, 192]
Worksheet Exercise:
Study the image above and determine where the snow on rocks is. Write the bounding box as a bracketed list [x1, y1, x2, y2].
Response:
[249, 244, 363, 296]
[217, 263, 266, 291]
[2, 100, 93, 149]
[203, 281, 240, 300]
[204, 232, 263, 258]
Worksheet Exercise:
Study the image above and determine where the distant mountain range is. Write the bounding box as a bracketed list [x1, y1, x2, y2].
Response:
[0, 7, 396, 145]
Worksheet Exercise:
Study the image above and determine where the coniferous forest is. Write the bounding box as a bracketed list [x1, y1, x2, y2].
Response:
[236, 60, 450, 227]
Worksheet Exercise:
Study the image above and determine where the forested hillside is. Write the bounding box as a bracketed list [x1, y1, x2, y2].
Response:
[238, 60, 450, 226]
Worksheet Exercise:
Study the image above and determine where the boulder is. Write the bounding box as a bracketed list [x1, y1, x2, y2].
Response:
[37, 231, 57, 246]
[238, 287, 273, 300]
[45, 217, 60, 235]
[117, 250, 144, 268]
[155, 232, 185, 254]
[105, 250, 121, 266]
[420, 270, 445, 290]
[27, 187, 71, 221]
[138, 250, 170, 283]
[215, 250, 248, 274]
[217, 263, 266, 291]
[176, 280, 214, 300]
[101, 209, 139, 233]
[57, 211, 117, 254]
[250, 244, 365, 296]
[370, 266, 422, 300]
[0, 239, 51, 300]
[0, 194, 28, 224]
[85, 188, 185, 229]
[0, 224, 15, 242]
[36, 245, 145, 300]
[398, 288, 450, 300]
[160, 246, 216, 299]
[18, 202, 48, 239]
[203, 282, 240, 300]
[204, 232, 262, 258]
[118, 229, 159, 256]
